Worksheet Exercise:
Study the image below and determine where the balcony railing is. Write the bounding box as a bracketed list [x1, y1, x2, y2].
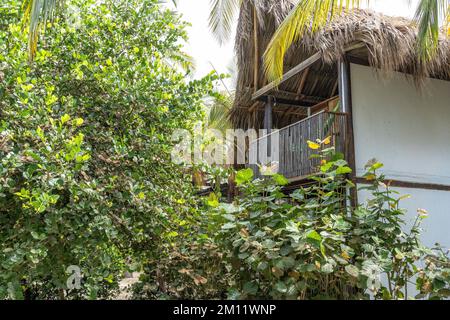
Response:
[248, 111, 348, 180]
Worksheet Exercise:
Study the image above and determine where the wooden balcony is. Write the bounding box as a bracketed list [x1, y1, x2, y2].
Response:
[248, 111, 348, 181]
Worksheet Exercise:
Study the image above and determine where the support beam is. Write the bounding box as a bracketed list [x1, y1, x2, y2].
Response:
[252, 42, 365, 101]
[264, 96, 273, 134]
[297, 68, 310, 96]
[257, 96, 316, 108]
[331, 79, 339, 97]
[253, 6, 259, 93]
[252, 52, 322, 100]
[338, 60, 351, 113]
[356, 178, 450, 192]
[264, 96, 274, 158]
[338, 58, 357, 206]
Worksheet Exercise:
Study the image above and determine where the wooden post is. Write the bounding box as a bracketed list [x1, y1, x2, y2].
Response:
[264, 96, 273, 133]
[338, 59, 358, 207]
[338, 60, 352, 113]
[253, 5, 259, 93]
[264, 96, 273, 158]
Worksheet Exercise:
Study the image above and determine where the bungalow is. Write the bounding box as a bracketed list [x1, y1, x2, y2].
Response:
[230, 2, 450, 247]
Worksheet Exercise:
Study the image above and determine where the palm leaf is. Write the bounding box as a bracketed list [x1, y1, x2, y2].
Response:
[414, 0, 449, 60]
[263, 0, 366, 81]
[22, 0, 65, 60]
[208, 0, 241, 45]
[208, 93, 233, 133]
[447, 4, 450, 36]
[263, 0, 450, 81]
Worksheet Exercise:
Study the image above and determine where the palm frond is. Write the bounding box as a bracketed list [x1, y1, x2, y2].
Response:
[447, 4, 450, 36]
[22, 0, 65, 61]
[414, 0, 449, 60]
[208, 93, 234, 133]
[208, 0, 241, 45]
[263, 0, 367, 81]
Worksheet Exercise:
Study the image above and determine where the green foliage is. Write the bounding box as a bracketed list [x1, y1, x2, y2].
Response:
[153, 144, 450, 300]
[213, 149, 449, 299]
[0, 0, 216, 299]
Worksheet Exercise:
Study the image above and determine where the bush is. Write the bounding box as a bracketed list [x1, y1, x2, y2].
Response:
[148, 139, 449, 300]
[0, 0, 216, 299]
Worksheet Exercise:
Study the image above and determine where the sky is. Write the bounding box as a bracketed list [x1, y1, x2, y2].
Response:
[170, 0, 420, 89]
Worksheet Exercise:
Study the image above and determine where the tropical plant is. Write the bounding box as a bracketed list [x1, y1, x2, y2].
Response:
[207, 93, 234, 134]
[165, 139, 449, 300]
[208, 0, 449, 80]
[231, 144, 448, 299]
[0, 0, 216, 299]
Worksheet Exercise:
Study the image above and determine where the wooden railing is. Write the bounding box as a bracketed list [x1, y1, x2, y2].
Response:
[248, 111, 348, 180]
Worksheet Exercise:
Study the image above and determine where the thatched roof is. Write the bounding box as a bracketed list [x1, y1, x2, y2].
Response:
[231, 1, 450, 129]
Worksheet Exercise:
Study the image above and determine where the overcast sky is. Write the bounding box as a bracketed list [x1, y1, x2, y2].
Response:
[170, 0, 420, 89]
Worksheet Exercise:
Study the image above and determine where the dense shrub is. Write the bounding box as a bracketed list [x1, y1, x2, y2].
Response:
[0, 0, 216, 299]
[142, 140, 450, 300]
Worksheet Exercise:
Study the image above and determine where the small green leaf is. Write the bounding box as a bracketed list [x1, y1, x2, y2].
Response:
[272, 174, 289, 186]
[61, 114, 71, 125]
[336, 166, 352, 175]
[274, 281, 288, 293]
[321, 263, 333, 274]
[345, 265, 360, 278]
[307, 230, 322, 242]
[370, 162, 384, 171]
[257, 261, 269, 271]
[243, 281, 258, 295]
[235, 168, 254, 185]
[221, 222, 236, 230]
[207, 192, 219, 208]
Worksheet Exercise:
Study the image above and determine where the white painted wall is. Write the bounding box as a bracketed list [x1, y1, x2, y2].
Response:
[350, 64, 450, 248]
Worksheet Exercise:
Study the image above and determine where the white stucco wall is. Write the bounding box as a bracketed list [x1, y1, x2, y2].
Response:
[350, 64, 450, 248]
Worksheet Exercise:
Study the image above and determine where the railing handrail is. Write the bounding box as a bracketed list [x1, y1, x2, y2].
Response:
[250, 111, 348, 145]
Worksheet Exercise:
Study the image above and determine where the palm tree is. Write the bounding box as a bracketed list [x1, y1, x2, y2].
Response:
[208, 0, 449, 80]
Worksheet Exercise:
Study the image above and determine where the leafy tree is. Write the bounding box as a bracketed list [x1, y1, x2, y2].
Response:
[0, 0, 216, 299]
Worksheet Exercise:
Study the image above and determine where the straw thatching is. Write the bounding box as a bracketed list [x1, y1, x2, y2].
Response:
[231, 1, 450, 129]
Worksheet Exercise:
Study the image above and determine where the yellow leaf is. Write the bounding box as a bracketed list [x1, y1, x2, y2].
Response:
[322, 136, 331, 145]
[341, 251, 351, 261]
[307, 141, 320, 150]
[61, 114, 71, 125]
[398, 194, 411, 201]
[74, 118, 84, 127]
[365, 174, 376, 181]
